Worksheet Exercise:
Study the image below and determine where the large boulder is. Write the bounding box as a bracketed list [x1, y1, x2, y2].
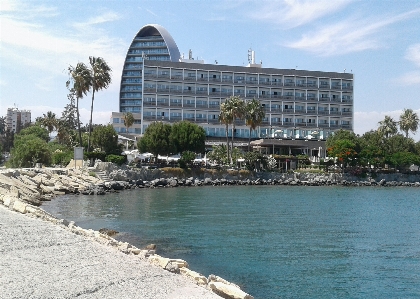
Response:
[209, 281, 254, 299]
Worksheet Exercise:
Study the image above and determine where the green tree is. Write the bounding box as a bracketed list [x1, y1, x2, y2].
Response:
[91, 124, 120, 155]
[138, 122, 174, 159]
[170, 121, 206, 154]
[18, 125, 49, 143]
[66, 63, 91, 147]
[87, 56, 112, 151]
[378, 115, 398, 138]
[225, 96, 245, 154]
[243, 151, 267, 171]
[245, 98, 265, 151]
[123, 112, 135, 134]
[179, 150, 196, 169]
[0, 116, 6, 135]
[399, 108, 419, 138]
[326, 129, 360, 151]
[327, 139, 358, 169]
[62, 90, 79, 130]
[207, 145, 228, 165]
[39, 111, 58, 137]
[8, 135, 51, 167]
[388, 151, 420, 170]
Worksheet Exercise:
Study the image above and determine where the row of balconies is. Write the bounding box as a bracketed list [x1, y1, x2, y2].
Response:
[142, 73, 352, 90]
[141, 87, 352, 102]
[141, 114, 351, 129]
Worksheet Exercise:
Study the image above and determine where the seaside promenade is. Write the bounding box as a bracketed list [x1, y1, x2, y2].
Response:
[0, 205, 221, 299]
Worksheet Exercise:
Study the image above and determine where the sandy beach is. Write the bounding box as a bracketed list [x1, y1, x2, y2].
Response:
[0, 205, 221, 299]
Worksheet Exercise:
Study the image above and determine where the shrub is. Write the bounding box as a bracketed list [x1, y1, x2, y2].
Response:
[105, 154, 127, 165]
[85, 151, 107, 162]
[51, 150, 73, 166]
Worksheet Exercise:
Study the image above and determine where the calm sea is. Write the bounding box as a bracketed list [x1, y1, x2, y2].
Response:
[42, 186, 420, 299]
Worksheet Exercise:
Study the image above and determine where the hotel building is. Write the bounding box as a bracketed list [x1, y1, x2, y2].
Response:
[112, 24, 353, 156]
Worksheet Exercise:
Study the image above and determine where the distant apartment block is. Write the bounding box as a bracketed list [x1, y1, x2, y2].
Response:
[113, 24, 353, 144]
[6, 108, 31, 133]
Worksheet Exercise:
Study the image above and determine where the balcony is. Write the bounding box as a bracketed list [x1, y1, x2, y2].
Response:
[259, 93, 270, 98]
[156, 101, 169, 107]
[341, 111, 352, 116]
[319, 97, 330, 102]
[341, 124, 352, 129]
[183, 103, 195, 108]
[295, 96, 306, 101]
[158, 74, 170, 79]
[144, 73, 157, 79]
[280, 95, 294, 100]
[208, 118, 220, 123]
[284, 82, 295, 87]
[342, 85, 353, 90]
[169, 116, 182, 121]
[197, 77, 208, 82]
[144, 87, 156, 93]
[283, 108, 295, 113]
[342, 99, 353, 103]
[143, 102, 156, 107]
[196, 103, 208, 108]
[330, 97, 341, 102]
[209, 104, 220, 109]
[170, 88, 183, 94]
[318, 110, 329, 115]
[295, 109, 305, 113]
[329, 110, 341, 115]
[209, 77, 221, 82]
[143, 115, 157, 120]
[318, 123, 329, 128]
[331, 85, 341, 90]
[259, 80, 271, 85]
[156, 88, 170, 94]
[171, 75, 183, 80]
[183, 117, 195, 121]
[307, 97, 317, 101]
[170, 102, 182, 107]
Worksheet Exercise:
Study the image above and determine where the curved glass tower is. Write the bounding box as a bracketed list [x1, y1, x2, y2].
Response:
[119, 24, 180, 113]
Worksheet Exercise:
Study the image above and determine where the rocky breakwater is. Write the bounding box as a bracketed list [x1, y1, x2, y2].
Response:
[0, 168, 108, 206]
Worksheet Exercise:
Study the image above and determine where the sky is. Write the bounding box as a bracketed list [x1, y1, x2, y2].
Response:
[1, 0, 420, 139]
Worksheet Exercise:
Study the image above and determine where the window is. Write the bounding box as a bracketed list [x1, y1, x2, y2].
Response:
[113, 118, 119, 123]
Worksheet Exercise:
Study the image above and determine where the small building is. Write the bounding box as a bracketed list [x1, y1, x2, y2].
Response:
[6, 108, 31, 133]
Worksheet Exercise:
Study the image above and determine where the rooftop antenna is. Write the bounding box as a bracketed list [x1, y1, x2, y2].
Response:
[247, 48, 255, 64]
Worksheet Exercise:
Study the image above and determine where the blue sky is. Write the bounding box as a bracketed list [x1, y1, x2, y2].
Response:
[1, 0, 420, 139]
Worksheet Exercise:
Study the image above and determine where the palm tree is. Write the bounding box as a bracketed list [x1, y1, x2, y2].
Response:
[245, 98, 265, 151]
[41, 111, 58, 137]
[377, 115, 397, 138]
[399, 108, 419, 138]
[123, 112, 135, 134]
[66, 62, 91, 146]
[219, 101, 233, 164]
[87, 56, 112, 151]
[224, 96, 245, 160]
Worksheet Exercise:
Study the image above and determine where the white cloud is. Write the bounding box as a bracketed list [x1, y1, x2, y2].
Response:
[0, 5, 125, 94]
[146, 8, 158, 17]
[73, 11, 121, 28]
[394, 70, 420, 86]
[250, 0, 353, 28]
[405, 43, 420, 67]
[286, 8, 420, 56]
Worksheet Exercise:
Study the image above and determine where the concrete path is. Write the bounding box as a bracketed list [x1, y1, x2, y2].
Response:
[0, 205, 220, 299]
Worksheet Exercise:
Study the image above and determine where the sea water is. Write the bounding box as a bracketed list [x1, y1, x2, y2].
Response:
[42, 186, 420, 299]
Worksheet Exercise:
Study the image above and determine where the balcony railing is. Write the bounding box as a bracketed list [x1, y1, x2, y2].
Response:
[318, 110, 329, 114]
[319, 97, 330, 101]
[143, 102, 156, 107]
[283, 108, 294, 113]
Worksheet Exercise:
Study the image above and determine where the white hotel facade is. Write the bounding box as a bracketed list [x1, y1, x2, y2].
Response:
[112, 24, 353, 154]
